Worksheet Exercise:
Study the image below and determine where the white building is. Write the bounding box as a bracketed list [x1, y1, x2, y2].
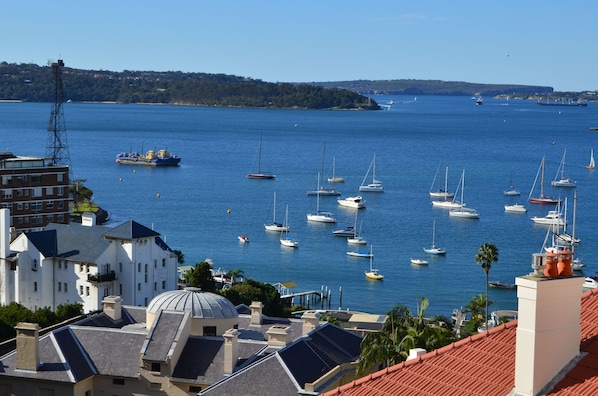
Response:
[0, 209, 178, 313]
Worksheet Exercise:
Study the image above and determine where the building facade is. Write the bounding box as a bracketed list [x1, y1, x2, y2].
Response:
[0, 152, 70, 238]
[0, 209, 178, 313]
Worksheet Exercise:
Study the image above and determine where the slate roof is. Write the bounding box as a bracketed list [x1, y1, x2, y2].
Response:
[101, 220, 159, 240]
[200, 323, 362, 395]
[26, 229, 57, 257]
[142, 311, 186, 362]
[323, 288, 598, 396]
[44, 222, 112, 263]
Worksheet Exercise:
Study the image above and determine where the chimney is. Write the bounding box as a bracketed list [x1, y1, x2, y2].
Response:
[250, 301, 263, 326]
[223, 328, 240, 374]
[301, 310, 321, 335]
[15, 322, 40, 371]
[0, 208, 9, 260]
[102, 295, 122, 321]
[514, 274, 584, 396]
[267, 325, 293, 346]
[81, 212, 96, 227]
[407, 348, 427, 361]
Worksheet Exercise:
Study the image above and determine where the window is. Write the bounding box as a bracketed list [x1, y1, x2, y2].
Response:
[31, 202, 42, 211]
[145, 264, 148, 273]
[154, 259, 157, 268]
[32, 187, 42, 197]
[58, 282, 62, 292]
[64, 282, 68, 293]
[80, 285, 84, 295]
[57, 200, 64, 209]
[32, 259, 37, 271]
[151, 362, 160, 372]
[46, 187, 53, 196]
[138, 263, 141, 272]
[119, 283, 122, 295]
[154, 282, 157, 291]
[31, 175, 41, 184]
[17, 203, 23, 210]
[57, 173, 64, 182]
[112, 378, 125, 386]
[162, 258, 166, 267]
[85, 286, 90, 296]
[80, 264, 84, 272]
[119, 262, 122, 272]
[57, 186, 64, 196]
[189, 386, 202, 393]
[162, 280, 166, 290]
[137, 283, 141, 291]
[58, 260, 62, 269]
[30, 215, 42, 225]
[34, 282, 38, 292]
[1, 190, 12, 200]
[46, 200, 54, 208]
[86, 264, 90, 273]
[57, 214, 64, 222]
[144, 273, 148, 283]
[203, 326, 217, 336]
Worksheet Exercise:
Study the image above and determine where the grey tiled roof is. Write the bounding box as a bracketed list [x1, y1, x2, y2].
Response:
[142, 311, 185, 362]
[101, 220, 159, 240]
[45, 223, 112, 263]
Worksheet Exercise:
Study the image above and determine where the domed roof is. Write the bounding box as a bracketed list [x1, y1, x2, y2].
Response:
[147, 287, 238, 319]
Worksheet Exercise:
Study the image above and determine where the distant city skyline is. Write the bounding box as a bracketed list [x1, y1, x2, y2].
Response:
[3, 1, 596, 92]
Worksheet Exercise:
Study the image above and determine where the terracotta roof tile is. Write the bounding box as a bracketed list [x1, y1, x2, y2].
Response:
[324, 291, 598, 396]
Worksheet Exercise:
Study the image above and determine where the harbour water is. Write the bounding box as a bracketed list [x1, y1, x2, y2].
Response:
[1, 96, 597, 317]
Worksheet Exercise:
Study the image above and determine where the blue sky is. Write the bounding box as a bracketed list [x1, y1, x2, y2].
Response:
[2, 1, 596, 92]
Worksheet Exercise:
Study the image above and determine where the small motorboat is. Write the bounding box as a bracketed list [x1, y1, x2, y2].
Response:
[410, 258, 429, 266]
[504, 204, 527, 213]
[238, 235, 249, 243]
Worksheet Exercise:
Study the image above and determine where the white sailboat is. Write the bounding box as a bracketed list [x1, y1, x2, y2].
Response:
[429, 163, 454, 199]
[280, 205, 298, 248]
[503, 172, 521, 196]
[551, 149, 576, 188]
[528, 156, 559, 204]
[327, 156, 345, 183]
[431, 166, 464, 209]
[307, 144, 341, 196]
[307, 173, 336, 223]
[247, 134, 275, 179]
[359, 154, 384, 192]
[449, 170, 479, 219]
[264, 192, 289, 232]
[423, 220, 446, 255]
[586, 149, 595, 170]
[347, 212, 367, 245]
[364, 246, 383, 280]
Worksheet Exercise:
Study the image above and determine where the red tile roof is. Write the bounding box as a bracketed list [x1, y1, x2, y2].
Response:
[324, 288, 598, 396]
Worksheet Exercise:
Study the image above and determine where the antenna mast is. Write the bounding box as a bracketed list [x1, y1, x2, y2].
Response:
[46, 59, 71, 170]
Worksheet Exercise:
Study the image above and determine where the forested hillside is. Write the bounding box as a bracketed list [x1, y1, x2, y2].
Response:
[0, 62, 378, 110]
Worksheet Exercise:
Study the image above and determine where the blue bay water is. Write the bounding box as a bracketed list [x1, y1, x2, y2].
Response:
[1, 96, 597, 317]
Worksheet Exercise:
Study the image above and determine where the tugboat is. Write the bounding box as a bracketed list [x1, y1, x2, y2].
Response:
[115, 149, 181, 166]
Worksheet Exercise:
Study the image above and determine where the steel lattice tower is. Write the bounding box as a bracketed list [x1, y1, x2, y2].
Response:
[46, 59, 71, 169]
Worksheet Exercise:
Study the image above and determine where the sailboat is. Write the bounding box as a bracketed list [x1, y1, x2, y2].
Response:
[247, 135, 275, 179]
[327, 156, 345, 183]
[423, 220, 446, 255]
[364, 246, 383, 280]
[431, 166, 463, 208]
[586, 149, 595, 170]
[529, 156, 559, 204]
[307, 173, 336, 223]
[359, 154, 384, 192]
[449, 170, 479, 219]
[429, 163, 454, 199]
[307, 144, 341, 196]
[503, 172, 521, 196]
[264, 192, 288, 232]
[280, 205, 298, 248]
[551, 149, 576, 188]
[347, 213, 367, 245]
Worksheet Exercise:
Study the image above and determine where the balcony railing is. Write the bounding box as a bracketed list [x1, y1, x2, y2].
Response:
[88, 271, 117, 283]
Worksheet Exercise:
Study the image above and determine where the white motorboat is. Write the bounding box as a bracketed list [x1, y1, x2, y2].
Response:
[531, 210, 564, 226]
[504, 204, 527, 213]
[332, 226, 355, 237]
[238, 235, 249, 243]
[410, 258, 429, 266]
[347, 236, 367, 245]
[583, 277, 598, 290]
[551, 149, 576, 188]
[423, 220, 446, 255]
[264, 192, 289, 232]
[449, 170, 479, 219]
[337, 195, 366, 209]
[359, 153, 384, 192]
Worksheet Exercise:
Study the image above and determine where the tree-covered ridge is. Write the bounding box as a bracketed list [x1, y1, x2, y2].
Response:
[0, 62, 378, 110]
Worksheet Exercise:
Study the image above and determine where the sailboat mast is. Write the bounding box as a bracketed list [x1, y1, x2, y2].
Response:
[273, 192, 276, 224]
[540, 156, 545, 197]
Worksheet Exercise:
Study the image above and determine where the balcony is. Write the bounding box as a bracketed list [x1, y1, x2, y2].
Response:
[88, 271, 117, 283]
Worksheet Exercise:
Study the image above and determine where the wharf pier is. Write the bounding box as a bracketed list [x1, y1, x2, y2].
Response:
[274, 282, 339, 309]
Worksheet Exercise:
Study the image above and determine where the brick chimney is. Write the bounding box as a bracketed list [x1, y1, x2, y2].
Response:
[102, 295, 122, 321]
[250, 301, 263, 326]
[513, 274, 584, 396]
[15, 322, 40, 371]
[301, 310, 321, 335]
[223, 328, 240, 374]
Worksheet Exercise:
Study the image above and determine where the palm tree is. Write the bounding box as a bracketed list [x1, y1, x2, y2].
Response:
[475, 243, 499, 330]
[357, 298, 455, 374]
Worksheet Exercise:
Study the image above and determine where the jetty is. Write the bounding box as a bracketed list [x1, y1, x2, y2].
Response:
[273, 282, 334, 309]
